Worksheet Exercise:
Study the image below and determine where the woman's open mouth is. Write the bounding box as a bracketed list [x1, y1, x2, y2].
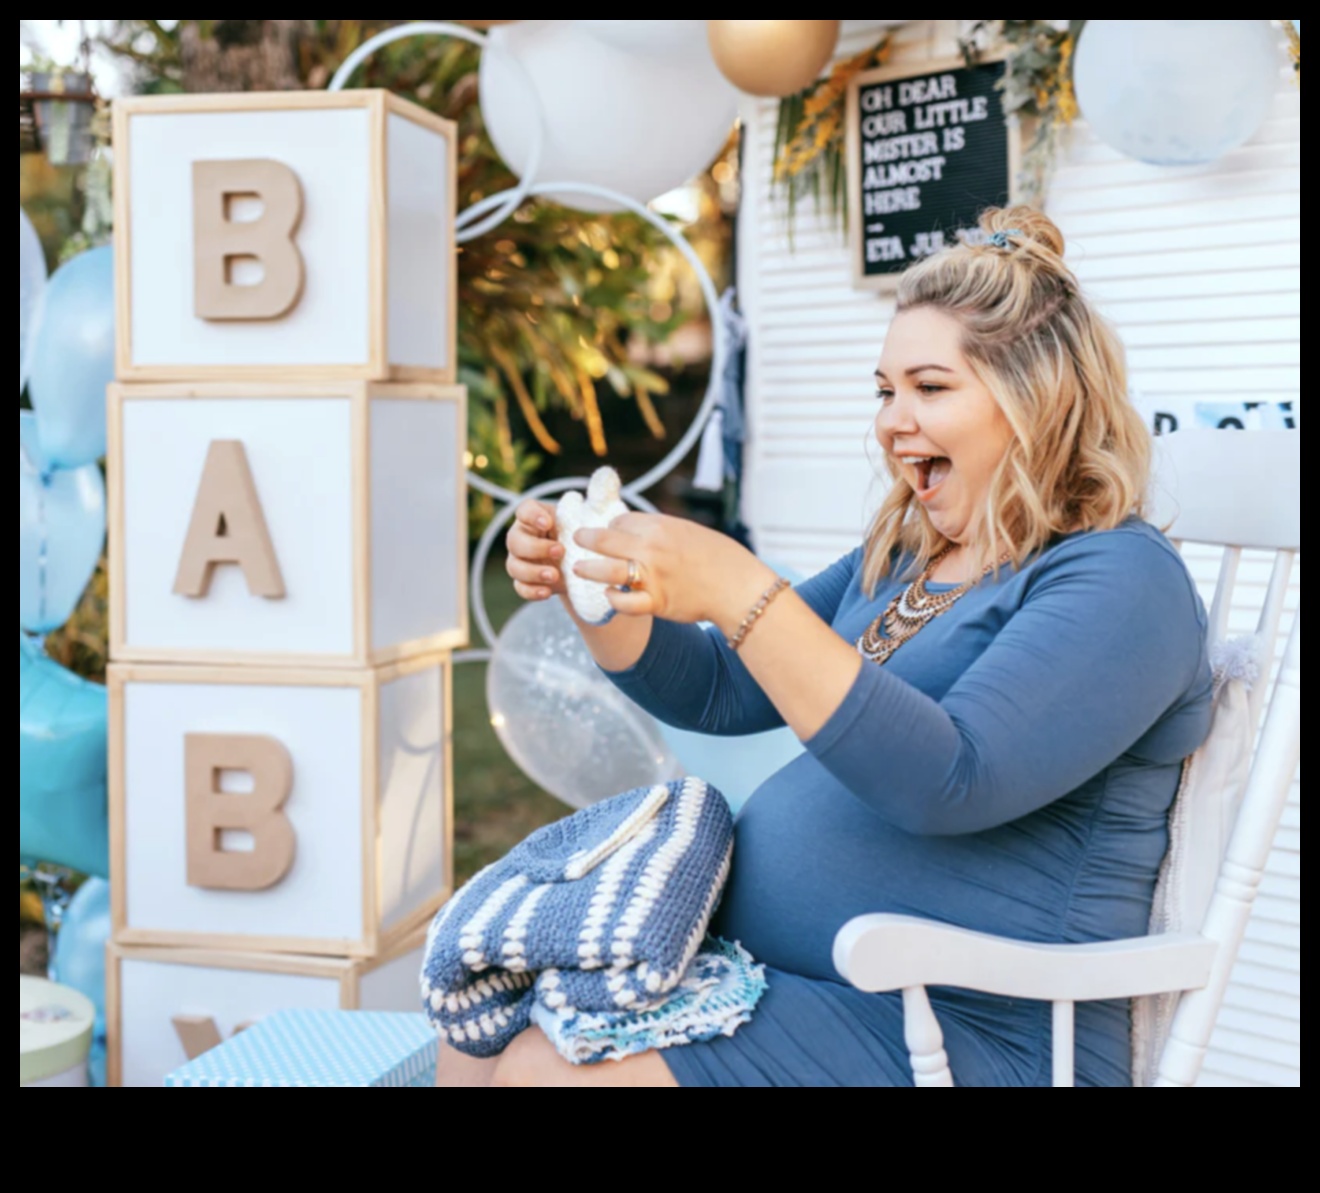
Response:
[906, 456, 952, 501]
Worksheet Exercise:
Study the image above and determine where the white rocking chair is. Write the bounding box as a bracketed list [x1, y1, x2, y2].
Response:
[833, 430, 1301, 1087]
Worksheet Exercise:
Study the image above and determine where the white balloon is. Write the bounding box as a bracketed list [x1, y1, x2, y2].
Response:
[19, 208, 48, 394]
[1074, 20, 1282, 166]
[479, 20, 738, 213]
[487, 598, 682, 809]
[571, 19, 709, 56]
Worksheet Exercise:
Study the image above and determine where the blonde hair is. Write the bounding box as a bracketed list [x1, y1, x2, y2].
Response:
[863, 205, 1151, 593]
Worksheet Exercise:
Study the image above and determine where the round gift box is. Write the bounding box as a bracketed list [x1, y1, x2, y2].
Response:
[20, 976, 95, 1088]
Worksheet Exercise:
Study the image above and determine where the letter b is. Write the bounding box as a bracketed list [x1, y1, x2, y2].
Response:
[185, 734, 297, 892]
[193, 159, 305, 321]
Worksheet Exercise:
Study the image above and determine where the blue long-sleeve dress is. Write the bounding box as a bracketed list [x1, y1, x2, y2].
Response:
[603, 520, 1214, 1087]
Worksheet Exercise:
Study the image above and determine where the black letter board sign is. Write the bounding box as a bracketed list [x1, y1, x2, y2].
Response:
[846, 56, 1017, 291]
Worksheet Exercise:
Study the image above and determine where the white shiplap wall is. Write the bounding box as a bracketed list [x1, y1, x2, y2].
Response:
[737, 20, 1300, 1087]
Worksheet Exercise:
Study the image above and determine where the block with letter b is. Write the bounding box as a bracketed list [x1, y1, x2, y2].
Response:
[112, 91, 456, 382]
[108, 381, 467, 668]
[108, 656, 453, 959]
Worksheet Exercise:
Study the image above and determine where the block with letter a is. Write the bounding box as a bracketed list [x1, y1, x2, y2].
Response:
[108, 381, 468, 667]
[112, 90, 457, 382]
[108, 656, 453, 960]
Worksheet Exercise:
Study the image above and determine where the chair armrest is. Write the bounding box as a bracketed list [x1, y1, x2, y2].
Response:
[834, 915, 1217, 1003]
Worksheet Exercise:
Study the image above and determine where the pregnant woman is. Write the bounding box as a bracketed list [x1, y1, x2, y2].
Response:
[447, 206, 1214, 1088]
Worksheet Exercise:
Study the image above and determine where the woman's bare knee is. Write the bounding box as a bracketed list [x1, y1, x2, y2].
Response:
[491, 1028, 680, 1088]
[490, 1030, 547, 1087]
[434, 1039, 499, 1088]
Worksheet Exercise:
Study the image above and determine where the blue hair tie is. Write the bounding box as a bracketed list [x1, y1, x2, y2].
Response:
[988, 228, 1024, 249]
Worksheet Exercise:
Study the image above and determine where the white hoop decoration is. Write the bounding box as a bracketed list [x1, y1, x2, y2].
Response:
[520, 183, 727, 504]
[462, 176, 725, 651]
[327, 21, 546, 243]
[327, 33, 733, 809]
[458, 177, 727, 533]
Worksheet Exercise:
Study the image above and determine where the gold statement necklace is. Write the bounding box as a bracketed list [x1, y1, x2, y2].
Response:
[857, 546, 1008, 667]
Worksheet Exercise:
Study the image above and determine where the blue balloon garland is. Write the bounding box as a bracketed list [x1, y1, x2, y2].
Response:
[19, 635, 110, 878]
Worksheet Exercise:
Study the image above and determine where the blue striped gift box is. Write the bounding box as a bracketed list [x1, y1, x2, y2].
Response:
[165, 1011, 436, 1088]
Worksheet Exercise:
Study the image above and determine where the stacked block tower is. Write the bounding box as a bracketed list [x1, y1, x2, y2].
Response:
[104, 91, 466, 1087]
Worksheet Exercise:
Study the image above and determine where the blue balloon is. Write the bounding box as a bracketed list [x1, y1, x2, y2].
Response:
[51, 876, 110, 1088]
[52, 877, 110, 1023]
[20, 208, 48, 394]
[20, 411, 106, 634]
[660, 724, 804, 816]
[28, 244, 115, 469]
[660, 559, 806, 814]
[19, 634, 110, 878]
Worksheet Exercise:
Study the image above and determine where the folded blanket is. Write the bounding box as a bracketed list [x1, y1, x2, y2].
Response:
[422, 778, 735, 1059]
[533, 937, 767, 1065]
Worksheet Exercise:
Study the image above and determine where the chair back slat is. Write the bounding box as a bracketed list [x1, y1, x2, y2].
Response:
[1252, 552, 1298, 726]
[1145, 430, 1301, 1088]
[1156, 616, 1301, 1087]
[1208, 547, 1243, 644]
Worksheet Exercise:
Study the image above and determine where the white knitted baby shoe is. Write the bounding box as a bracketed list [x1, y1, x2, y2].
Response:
[557, 468, 630, 625]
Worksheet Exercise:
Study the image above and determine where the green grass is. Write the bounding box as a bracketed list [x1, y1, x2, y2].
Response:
[451, 563, 568, 886]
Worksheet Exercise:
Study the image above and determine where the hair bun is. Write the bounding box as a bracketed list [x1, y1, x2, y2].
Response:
[981, 206, 1066, 260]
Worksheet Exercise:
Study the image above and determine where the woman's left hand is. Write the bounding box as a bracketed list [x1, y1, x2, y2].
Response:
[573, 513, 778, 632]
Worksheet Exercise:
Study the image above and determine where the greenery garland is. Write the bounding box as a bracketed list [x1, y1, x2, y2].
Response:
[771, 34, 893, 228]
[770, 24, 1080, 226]
[964, 20, 1086, 205]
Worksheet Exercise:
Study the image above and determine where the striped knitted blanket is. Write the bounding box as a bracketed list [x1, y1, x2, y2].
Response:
[421, 778, 736, 1059]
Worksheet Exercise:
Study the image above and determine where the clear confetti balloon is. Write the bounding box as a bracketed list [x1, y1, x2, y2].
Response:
[487, 598, 682, 809]
[20, 208, 48, 394]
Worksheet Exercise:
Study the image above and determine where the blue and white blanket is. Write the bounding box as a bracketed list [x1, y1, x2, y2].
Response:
[422, 778, 762, 1062]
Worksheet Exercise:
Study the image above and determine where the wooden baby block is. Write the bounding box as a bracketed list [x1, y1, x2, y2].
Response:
[109, 656, 454, 959]
[109, 382, 468, 669]
[113, 90, 457, 382]
[184, 733, 296, 893]
[109, 936, 430, 1087]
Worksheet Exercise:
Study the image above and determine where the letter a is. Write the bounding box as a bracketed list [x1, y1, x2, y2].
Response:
[173, 440, 286, 599]
[185, 734, 297, 892]
[193, 158, 305, 321]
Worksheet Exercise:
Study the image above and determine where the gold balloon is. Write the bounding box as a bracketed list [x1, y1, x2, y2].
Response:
[707, 20, 841, 98]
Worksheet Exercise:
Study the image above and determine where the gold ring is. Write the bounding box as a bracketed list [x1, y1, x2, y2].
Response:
[626, 559, 644, 590]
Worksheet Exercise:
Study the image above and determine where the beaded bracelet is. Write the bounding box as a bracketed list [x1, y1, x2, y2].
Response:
[727, 578, 792, 651]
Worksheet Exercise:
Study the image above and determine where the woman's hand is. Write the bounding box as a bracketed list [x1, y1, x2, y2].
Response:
[574, 513, 778, 634]
[505, 500, 566, 603]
